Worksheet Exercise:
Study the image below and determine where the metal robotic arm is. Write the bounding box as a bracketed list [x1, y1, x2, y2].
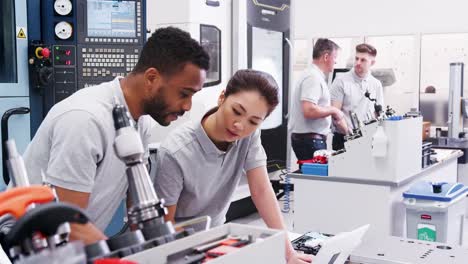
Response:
[112, 103, 175, 238]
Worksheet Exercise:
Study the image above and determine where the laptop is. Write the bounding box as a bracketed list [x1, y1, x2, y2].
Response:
[313, 225, 370, 264]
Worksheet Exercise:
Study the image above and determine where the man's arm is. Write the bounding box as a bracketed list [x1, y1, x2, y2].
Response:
[302, 100, 343, 120]
[54, 186, 107, 244]
[333, 115, 349, 135]
[331, 100, 343, 110]
[300, 75, 343, 121]
[44, 111, 106, 245]
[164, 205, 177, 223]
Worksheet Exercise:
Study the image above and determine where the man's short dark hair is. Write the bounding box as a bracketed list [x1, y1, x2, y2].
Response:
[312, 38, 340, 60]
[133, 27, 210, 76]
[356, 43, 377, 57]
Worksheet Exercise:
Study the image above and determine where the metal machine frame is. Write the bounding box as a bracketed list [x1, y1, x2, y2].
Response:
[0, 0, 31, 190]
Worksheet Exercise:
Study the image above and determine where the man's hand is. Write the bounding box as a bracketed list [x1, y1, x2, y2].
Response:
[69, 222, 107, 245]
[332, 109, 348, 135]
[331, 108, 344, 122]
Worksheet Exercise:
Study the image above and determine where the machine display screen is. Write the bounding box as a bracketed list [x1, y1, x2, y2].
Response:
[252, 27, 283, 130]
[87, 0, 136, 38]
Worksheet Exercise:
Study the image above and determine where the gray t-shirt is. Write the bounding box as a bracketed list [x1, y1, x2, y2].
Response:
[23, 77, 154, 230]
[153, 117, 267, 227]
[288, 64, 331, 135]
[330, 69, 384, 129]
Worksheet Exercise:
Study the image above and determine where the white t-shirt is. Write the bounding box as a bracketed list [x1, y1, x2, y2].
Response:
[330, 69, 384, 129]
[288, 64, 331, 135]
[23, 77, 154, 230]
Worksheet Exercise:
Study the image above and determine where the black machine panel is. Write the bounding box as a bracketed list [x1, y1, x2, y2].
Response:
[28, 0, 146, 133]
[76, 0, 145, 88]
[52, 45, 77, 102]
[247, 0, 290, 168]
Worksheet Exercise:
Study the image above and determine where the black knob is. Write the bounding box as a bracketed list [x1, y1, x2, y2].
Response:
[432, 183, 443, 193]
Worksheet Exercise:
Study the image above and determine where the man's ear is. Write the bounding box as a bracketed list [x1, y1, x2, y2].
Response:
[371, 59, 376, 67]
[143, 67, 162, 92]
[218, 90, 226, 106]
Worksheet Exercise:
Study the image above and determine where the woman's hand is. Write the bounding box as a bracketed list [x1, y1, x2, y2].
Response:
[287, 251, 313, 263]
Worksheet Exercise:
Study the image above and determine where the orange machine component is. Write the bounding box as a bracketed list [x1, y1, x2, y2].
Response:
[0, 186, 55, 219]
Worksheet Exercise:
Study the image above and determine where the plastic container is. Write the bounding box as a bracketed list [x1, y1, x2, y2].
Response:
[403, 181, 468, 245]
[301, 163, 328, 176]
[387, 116, 403, 121]
[371, 125, 388, 157]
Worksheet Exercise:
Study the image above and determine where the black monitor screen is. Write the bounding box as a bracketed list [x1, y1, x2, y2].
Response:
[87, 0, 136, 38]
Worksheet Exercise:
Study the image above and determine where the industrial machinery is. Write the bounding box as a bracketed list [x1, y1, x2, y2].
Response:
[25, 0, 148, 236]
[349, 235, 468, 264]
[27, 0, 147, 134]
[329, 116, 423, 182]
[233, 0, 291, 168]
[84, 102, 195, 262]
[0, 0, 31, 190]
[427, 63, 468, 187]
[112, 103, 175, 238]
[0, 140, 89, 263]
[125, 223, 286, 264]
[146, 0, 229, 141]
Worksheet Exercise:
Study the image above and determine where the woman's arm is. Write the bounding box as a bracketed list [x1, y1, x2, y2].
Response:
[247, 166, 312, 263]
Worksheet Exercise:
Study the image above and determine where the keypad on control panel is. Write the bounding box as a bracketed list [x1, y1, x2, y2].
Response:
[81, 48, 139, 77]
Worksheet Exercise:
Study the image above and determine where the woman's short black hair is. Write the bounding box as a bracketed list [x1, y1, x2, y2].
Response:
[133, 27, 210, 76]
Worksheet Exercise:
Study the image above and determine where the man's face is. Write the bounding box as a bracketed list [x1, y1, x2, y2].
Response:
[354, 52, 375, 78]
[324, 49, 338, 74]
[143, 63, 206, 126]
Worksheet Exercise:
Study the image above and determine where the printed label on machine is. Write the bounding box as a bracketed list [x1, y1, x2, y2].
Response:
[417, 223, 436, 242]
[16, 27, 27, 39]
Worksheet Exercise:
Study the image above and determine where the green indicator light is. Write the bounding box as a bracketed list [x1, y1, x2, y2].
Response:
[55, 46, 59, 50]
[56, 56, 60, 60]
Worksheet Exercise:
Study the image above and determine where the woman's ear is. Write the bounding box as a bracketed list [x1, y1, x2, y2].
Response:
[218, 90, 226, 106]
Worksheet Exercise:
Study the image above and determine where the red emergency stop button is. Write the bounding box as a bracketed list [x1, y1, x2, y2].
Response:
[35, 47, 51, 59]
[42, 47, 50, 58]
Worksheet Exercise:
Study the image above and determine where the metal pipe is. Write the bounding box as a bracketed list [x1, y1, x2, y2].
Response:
[6, 139, 30, 187]
[448, 62, 464, 138]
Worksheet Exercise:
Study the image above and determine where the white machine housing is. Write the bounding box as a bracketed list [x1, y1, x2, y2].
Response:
[329, 117, 423, 181]
[124, 223, 286, 263]
[350, 235, 468, 264]
[147, 0, 232, 142]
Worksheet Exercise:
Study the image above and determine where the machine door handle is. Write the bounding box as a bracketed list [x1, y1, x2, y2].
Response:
[1, 107, 30, 185]
[205, 0, 220, 7]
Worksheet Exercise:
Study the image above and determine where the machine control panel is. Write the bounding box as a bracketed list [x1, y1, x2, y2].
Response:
[52, 45, 77, 102]
[29, 0, 146, 115]
[78, 46, 140, 87]
[76, 0, 145, 88]
[78, 0, 144, 44]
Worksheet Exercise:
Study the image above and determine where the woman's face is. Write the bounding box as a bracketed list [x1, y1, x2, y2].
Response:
[215, 90, 269, 142]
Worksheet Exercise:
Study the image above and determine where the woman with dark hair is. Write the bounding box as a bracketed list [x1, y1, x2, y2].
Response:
[154, 69, 311, 263]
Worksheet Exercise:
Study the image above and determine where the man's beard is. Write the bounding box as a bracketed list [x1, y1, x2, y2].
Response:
[143, 92, 184, 126]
